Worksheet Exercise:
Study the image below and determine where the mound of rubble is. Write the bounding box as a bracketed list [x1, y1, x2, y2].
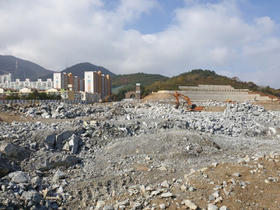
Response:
[0, 100, 280, 209]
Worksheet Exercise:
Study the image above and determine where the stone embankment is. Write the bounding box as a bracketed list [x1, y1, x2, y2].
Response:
[0, 100, 280, 209]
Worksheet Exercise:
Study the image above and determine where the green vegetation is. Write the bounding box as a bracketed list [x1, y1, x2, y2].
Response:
[145, 69, 280, 98]
[112, 73, 168, 87]
[5, 90, 62, 100]
[114, 69, 280, 100]
[115, 85, 151, 101]
[115, 86, 135, 101]
[112, 73, 168, 100]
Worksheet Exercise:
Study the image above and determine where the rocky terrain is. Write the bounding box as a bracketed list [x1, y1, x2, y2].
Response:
[0, 98, 280, 210]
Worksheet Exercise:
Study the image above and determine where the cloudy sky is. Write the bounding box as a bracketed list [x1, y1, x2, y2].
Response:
[1, 0, 280, 88]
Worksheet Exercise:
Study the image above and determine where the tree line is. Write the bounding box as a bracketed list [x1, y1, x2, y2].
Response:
[5, 90, 61, 100]
[114, 69, 280, 100]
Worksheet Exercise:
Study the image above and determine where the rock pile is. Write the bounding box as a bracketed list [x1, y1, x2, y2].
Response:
[0, 100, 280, 209]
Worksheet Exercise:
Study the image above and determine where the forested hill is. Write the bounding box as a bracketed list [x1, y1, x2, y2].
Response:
[111, 73, 168, 87]
[146, 69, 280, 97]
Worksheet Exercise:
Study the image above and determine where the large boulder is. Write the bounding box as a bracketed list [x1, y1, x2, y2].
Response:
[31, 154, 80, 172]
[8, 171, 31, 183]
[0, 142, 31, 159]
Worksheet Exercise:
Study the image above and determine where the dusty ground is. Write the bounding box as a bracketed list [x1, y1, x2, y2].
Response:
[253, 100, 280, 111]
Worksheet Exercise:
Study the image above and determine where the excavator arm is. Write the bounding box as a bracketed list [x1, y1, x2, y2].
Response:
[174, 91, 203, 111]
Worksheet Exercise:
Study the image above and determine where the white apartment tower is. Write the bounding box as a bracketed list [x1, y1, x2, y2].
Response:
[84, 71, 95, 93]
[53, 73, 62, 89]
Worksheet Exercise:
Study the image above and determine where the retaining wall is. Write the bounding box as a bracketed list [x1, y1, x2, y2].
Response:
[158, 90, 271, 101]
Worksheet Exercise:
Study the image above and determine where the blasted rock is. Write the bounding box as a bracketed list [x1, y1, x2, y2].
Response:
[9, 171, 31, 183]
[0, 142, 30, 159]
[32, 155, 80, 172]
[0, 155, 15, 177]
[56, 131, 74, 150]
[21, 190, 42, 204]
[44, 134, 56, 149]
[69, 136, 82, 154]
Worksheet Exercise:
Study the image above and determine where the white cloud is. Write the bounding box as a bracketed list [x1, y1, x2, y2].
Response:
[0, 0, 280, 88]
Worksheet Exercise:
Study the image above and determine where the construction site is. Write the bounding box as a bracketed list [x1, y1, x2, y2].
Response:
[0, 87, 280, 209]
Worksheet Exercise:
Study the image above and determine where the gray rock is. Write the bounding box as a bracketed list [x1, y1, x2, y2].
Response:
[159, 203, 166, 209]
[95, 200, 105, 210]
[53, 169, 67, 182]
[21, 190, 42, 204]
[0, 142, 30, 159]
[63, 141, 70, 151]
[56, 186, 64, 194]
[161, 192, 173, 198]
[45, 134, 56, 149]
[0, 156, 16, 177]
[9, 171, 30, 183]
[69, 136, 81, 154]
[0, 164, 10, 177]
[188, 186, 196, 192]
[31, 176, 42, 186]
[182, 199, 197, 209]
[208, 204, 218, 210]
[103, 205, 114, 210]
[161, 180, 170, 188]
[212, 190, 220, 198]
[131, 202, 142, 210]
[56, 131, 74, 150]
[232, 172, 241, 177]
[33, 155, 80, 171]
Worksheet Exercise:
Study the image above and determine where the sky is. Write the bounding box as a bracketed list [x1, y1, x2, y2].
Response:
[1, 0, 280, 88]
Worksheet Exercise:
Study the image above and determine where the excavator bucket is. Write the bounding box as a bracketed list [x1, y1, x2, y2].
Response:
[192, 106, 203, 111]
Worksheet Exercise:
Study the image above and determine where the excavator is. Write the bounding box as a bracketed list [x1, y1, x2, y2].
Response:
[224, 99, 236, 103]
[174, 91, 203, 111]
[100, 94, 116, 103]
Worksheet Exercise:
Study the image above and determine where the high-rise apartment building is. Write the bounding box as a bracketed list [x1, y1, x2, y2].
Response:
[0, 73, 14, 84]
[53, 73, 62, 89]
[84, 71, 112, 98]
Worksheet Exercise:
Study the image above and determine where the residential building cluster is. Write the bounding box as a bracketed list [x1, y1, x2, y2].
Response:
[0, 73, 53, 90]
[0, 71, 112, 102]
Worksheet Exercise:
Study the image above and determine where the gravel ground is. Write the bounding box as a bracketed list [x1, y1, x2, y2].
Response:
[0, 98, 280, 210]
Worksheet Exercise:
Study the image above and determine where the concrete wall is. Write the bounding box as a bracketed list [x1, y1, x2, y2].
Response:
[158, 90, 271, 101]
[125, 91, 140, 100]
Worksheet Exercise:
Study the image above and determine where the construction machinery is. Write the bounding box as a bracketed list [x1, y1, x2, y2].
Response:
[99, 94, 116, 103]
[174, 91, 203, 111]
[224, 99, 236, 103]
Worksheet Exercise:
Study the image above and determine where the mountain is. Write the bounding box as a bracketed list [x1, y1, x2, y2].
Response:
[111, 73, 168, 87]
[145, 69, 280, 97]
[62, 62, 115, 78]
[147, 69, 259, 91]
[0, 55, 53, 80]
[41, 62, 115, 80]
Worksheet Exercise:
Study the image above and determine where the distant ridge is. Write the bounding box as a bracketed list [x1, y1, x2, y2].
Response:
[61, 62, 115, 79]
[0, 55, 116, 81]
[0, 55, 53, 80]
[112, 73, 168, 87]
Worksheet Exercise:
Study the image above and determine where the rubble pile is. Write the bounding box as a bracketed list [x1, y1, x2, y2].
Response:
[0, 100, 280, 209]
[2, 101, 279, 138]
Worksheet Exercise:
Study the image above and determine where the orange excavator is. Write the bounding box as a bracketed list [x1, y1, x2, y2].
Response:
[174, 91, 203, 111]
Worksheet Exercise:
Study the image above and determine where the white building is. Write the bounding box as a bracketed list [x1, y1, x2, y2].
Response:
[19, 87, 32, 93]
[0, 73, 13, 84]
[53, 72, 62, 89]
[0, 76, 53, 90]
[84, 71, 95, 93]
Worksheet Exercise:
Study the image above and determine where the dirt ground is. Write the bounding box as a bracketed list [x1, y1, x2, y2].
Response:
[253, 100, 280, 111]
